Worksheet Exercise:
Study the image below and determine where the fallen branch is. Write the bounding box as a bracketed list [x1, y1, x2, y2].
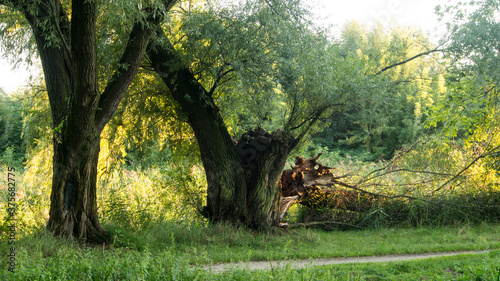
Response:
[279, 153, 484, 225]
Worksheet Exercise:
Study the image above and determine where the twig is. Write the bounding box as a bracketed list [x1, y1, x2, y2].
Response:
[358, 168, 453, 185]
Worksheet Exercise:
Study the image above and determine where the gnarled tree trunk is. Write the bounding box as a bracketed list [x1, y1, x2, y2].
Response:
[148, 33, 297, 230]
[48, 133, 105, 242]
[236, 129, 292, 228]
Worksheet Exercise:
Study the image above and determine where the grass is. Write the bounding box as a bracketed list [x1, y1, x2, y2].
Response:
[1, 222, 499, 280]
[106, 222, 500, 264]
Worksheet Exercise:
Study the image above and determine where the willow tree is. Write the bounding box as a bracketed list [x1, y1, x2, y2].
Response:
[147, 0, 369, 229]
[0, 0, 177, 242]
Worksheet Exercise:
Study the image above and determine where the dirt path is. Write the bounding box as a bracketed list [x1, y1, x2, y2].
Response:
[203, 250, 490, 274]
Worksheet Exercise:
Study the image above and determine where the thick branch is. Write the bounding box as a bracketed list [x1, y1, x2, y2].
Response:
[20, 0, 72, 127]
[161, 0, 180, 11]
[375, 48, 445, 75]
[96, 12, 162, 132]
[147, 28, 239, 162]
[71, 0, 98, 107]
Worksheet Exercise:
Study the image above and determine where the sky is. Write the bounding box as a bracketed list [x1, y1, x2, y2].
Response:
[0, 0, 454, 94]
[312, 0, 448, 30]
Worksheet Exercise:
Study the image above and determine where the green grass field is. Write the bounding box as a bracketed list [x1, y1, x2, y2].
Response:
[1, 223, 499, 280]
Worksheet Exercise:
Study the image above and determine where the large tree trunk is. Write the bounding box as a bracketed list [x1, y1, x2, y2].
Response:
[48, 133, 106, 242]
[8, 0, 165, 242]
[147, 37, 248, 225]
[236, 129, 292, 228]
[148, 33, 297, 230]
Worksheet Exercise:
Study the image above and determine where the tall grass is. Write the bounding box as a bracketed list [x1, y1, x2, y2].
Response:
[0, 148, 207, 238]
[2, 136, 499, 237]
[98, 165, 206, 230]
[1, 154, 500, 279]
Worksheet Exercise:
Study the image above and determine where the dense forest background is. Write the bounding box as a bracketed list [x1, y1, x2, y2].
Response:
[1, 0, 499, 238]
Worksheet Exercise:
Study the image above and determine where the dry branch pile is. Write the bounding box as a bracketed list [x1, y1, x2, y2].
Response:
[279, 154, 387, 220]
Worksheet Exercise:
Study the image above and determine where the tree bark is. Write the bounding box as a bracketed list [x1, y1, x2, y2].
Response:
[148, 33, 296, 230]
[236, 129, 292, 228]
[48, 134, 106, 242]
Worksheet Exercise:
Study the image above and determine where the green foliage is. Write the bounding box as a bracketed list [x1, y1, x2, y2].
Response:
[1, 148, 206, 237]
[428, 0, 500, 171]
[1, 5, 499, 281]
[315, 22, 446, 160]
[99, 72, 196, 172]
[99, 165, 206, 231]
[3, 44, 205, 234]
[0, 4, 37, 67]
[96, 0, 167, 86]
[292, 135, 500, 230]
[165, 0, 367, 140]
[0, 90, 25, 168]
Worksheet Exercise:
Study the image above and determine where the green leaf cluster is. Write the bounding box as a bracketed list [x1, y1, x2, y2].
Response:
[428, 0, 500, 173]
[0, 89, 26, 167]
